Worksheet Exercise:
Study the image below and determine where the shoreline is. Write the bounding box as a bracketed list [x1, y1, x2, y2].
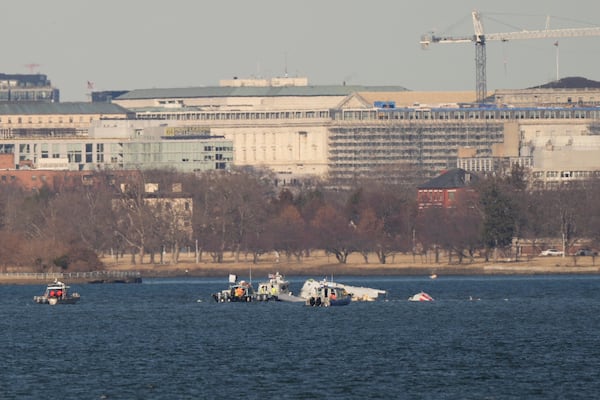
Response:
[3, 257, 599, 285]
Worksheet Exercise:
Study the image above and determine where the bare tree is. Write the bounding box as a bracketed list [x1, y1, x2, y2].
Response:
[112, 172, 155, 264]
[354, 207, 381, 263]
[542, 182, 587, 257]
[270, 204, 307, 262]
[346, 183, 417, 264]
[310, 204, 357, 264]
[192, 168, 275, 263]
[416, 207, 446, 263]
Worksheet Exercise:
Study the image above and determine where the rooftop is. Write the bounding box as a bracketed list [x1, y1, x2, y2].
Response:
[529, 76, 600, 89]
[0, 102, 132, 115]
[418, 168, 479, 190]
[115, 84, 409, 100]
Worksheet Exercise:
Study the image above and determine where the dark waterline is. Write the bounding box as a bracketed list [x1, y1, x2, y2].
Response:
[2, 275, 600, 399]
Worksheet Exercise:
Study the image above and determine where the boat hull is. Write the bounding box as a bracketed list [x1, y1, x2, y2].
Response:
[34, 295, 80, 305]
[306, 294, 351, 307]
[329, 296, 352, 306]
[212, 292, 254, 303]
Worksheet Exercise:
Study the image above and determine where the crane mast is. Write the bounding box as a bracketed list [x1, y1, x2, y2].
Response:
[420, 11, 600, 103]
[473, 11, 486, 104]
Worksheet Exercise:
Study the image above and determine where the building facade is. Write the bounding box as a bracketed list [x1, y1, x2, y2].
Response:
[0, 103, 233, 174]
[111, 79, 600, 186]
[416, 168, 479, 209]
[0, 73, 59, 102]
[0, 102, 132, 139]
[4, 74, 600, 188]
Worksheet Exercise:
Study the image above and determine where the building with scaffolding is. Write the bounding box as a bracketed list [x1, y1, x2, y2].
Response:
[328, 102, 600, 187]
[112, 78, 600, 187]
[3, 73, 600, 188]
[327, 109, 505, 185]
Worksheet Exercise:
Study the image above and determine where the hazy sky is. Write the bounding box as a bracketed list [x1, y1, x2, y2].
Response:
[4, 0, 600, 101]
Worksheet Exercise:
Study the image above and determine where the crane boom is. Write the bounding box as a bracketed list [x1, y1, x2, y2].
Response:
[486, 27, 600, 41]
[420, 11, 600, 103]
[420, 26, 600, 47]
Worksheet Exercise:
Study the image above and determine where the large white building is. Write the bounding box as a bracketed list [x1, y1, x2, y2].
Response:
[4, 74, 600, 188]
[112, 77, 600, 186]
[0, 102, 233, 173]
[113, 79, 481, 184]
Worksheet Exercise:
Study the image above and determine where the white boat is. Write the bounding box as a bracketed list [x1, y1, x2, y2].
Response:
[408, 291, 434, 302]
[299, 278, 386, 302]
[255, 272, 291, 301]
[304, 282, 352, 307]
[212, 274, 256, 303]
[33, 279, 80, 305]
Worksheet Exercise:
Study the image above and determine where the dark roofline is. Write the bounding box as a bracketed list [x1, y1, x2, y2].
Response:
[529, 76, 600, 89]
[116, 84, 409, 100]
[0, 73, 50, 83]
[0, 102, 132, 115]
[418, 168, 479, 190]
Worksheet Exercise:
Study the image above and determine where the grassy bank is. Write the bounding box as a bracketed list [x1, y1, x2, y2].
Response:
[97, 251, 600, 278]
[3, 251, 599, 285]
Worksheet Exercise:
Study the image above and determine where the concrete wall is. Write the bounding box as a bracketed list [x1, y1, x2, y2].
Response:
[532, 136, 600, 170]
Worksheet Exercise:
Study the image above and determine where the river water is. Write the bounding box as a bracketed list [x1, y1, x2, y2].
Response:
[2, 275, 599, 399]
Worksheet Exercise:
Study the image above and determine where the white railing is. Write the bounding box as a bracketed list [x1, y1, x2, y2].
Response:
[0, 271, 141, 281]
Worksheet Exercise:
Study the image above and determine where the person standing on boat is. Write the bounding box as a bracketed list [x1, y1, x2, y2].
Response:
[235, 286, 245, 298]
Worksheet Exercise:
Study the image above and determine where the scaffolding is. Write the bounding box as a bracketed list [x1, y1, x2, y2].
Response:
[327, 119, 503, 186]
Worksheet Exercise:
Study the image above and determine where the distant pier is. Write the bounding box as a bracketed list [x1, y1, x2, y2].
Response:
[0, 270, 142, 285]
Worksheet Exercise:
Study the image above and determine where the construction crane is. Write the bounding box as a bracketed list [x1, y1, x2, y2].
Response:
[420, 11, 600, 103]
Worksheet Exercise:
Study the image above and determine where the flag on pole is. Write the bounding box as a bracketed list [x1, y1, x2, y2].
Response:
[87, 81, 94, 90]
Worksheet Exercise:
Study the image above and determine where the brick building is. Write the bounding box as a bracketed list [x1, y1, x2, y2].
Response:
[416, 168, 479, 209]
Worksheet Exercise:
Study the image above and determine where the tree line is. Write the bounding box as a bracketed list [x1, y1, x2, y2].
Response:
[1, 165, 600, 272]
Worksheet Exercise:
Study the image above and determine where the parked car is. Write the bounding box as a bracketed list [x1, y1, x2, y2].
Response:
[574, 249, 598, 256]
[539, 249, 564, 256]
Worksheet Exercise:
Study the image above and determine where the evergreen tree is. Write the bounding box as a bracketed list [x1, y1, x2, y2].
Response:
[479, 179, 516, 256]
